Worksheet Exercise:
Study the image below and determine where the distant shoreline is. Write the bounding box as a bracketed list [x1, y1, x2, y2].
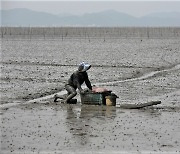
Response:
[1, 27, 180, 39]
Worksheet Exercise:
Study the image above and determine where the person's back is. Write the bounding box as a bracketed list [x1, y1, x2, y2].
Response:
[67, 70, 90, 89]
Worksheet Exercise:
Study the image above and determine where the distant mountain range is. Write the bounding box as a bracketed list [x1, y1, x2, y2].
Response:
[1, 8, 180, 26]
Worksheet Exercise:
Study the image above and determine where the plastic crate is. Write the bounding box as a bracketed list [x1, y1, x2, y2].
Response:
[80, 91, 111, 105]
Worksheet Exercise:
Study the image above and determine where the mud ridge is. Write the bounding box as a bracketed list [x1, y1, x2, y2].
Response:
[97, 64, 180, 86]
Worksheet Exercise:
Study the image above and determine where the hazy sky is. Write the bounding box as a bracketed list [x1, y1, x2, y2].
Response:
[2, 0, 180, 17]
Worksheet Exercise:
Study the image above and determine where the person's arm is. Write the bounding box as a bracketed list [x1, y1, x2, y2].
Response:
[85, 73, 92, 90]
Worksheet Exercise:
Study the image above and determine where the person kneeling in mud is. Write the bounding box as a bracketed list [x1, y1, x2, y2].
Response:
[54, 62, 92, 103]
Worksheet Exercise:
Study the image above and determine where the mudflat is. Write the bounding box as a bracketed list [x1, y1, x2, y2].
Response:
[1, 28, 180, 153]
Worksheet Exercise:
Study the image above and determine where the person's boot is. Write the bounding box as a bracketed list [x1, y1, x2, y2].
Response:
[68, 99, 77, 104]
[53, 94, 59, 102]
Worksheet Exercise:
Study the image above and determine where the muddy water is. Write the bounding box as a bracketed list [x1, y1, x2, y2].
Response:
[1, 103, 180, 153]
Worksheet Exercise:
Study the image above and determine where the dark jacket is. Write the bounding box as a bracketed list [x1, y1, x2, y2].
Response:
[66, 70, 92, 91]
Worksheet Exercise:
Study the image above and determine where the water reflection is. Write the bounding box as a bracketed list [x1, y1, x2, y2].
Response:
[64, 104, 116, 146]
[80, 105, 116, 119]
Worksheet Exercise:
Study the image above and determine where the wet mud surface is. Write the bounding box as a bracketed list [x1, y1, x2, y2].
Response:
[1, 36, 180, 153]
[1, 103, 180, 153]
[1, 38, 180, 104]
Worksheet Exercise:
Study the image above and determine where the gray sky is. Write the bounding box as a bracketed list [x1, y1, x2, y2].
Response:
[1, 0, 180, 17]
